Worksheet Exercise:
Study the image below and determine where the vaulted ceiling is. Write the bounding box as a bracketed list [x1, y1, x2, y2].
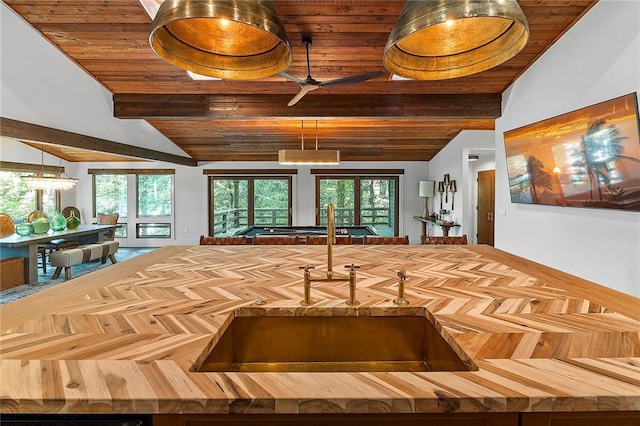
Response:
[2, 1, 597, 163]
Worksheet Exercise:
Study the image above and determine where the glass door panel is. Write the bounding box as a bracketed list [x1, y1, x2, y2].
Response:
[318, 178, 355, 226]
[254, 179, 290, 226]
[360, 178, 396, 236]
[212, 179, 248, 236]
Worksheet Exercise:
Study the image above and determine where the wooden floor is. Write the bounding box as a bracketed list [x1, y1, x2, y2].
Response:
[0, 245, 638, 416]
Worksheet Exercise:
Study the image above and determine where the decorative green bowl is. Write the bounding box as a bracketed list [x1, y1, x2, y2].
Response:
[66, 211, 80, 229]
[15, 222, 34, 236]
[50, 212, 67, 231]
[32, 217, 50, 234]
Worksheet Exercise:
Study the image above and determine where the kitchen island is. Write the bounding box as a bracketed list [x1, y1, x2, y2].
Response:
[1, 245, 639, 425]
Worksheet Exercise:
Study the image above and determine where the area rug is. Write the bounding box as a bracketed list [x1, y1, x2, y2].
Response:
[0, 247, 154, 305]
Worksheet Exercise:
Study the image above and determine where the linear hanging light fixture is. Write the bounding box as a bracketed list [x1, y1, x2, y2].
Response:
[149, 0, 292, 80]
[278, 121, 340, 165]
[21, 145, 78, 191]
[384, 0, 529, 80]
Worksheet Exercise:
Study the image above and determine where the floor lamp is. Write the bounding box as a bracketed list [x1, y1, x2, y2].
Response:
[419, 180, 435, 218]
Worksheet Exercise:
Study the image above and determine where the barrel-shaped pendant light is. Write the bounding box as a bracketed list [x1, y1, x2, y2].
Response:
[384, 0, 529, 80]
[150, 0, 292, 80]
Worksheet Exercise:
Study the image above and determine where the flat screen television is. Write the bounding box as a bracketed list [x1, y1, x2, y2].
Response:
[503, 93, 640, 211]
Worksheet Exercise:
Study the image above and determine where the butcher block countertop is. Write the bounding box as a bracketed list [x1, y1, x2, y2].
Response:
[1, 245, 639, 416]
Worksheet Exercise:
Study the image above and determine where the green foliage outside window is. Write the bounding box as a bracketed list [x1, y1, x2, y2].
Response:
[211, 177, 291, 235]
[254, 179, 289, 225]
[318, 176, 397, 235]
[138, 174, 172, 217]
[0, 171, 59, 222]
[95, 175, 127, 217]
[0, 171, 36, 221]
[319, 178, 355, 226]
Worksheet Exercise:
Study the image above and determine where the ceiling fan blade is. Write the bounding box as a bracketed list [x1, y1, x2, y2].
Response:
[287, 85, 319, 106]
[279, 71, 306, 87]
[318, 71, 384, 88]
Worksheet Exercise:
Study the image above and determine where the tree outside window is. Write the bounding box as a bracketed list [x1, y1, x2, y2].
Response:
[94, 174, 127, 217]
[210, 177, 291, 236]
[317, 176, 398, 236]
[0, 171, 60, 222]
[138, 174, 172, 217]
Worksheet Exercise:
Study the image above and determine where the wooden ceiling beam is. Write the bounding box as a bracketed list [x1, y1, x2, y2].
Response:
[0, 117, 197, 167]
[114, 94, 502, 120]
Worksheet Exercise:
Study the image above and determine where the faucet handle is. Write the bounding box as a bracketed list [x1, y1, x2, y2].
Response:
[300, 264, 315, 272]
[397, 270, 406, 280]
[344, 263, 361, 271]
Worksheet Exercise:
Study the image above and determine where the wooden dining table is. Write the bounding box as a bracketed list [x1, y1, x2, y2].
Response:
[0, 224, 119, 284]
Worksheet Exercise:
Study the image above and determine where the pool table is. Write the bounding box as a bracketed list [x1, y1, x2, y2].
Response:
[234, 225, 380, 243]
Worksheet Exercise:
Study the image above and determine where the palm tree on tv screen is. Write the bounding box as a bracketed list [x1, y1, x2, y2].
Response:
[526, 155, 552, 203]
[571, 119, 636, 201]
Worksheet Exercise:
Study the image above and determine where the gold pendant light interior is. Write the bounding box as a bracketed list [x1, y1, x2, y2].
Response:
[384, 0, 529, 80]
[149, 0, 292, 80]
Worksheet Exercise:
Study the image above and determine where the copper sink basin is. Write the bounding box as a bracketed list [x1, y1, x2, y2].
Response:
[194, 313, 476, 373]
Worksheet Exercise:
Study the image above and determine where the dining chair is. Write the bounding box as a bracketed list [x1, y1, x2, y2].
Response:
[362, 235, 410, 245]
[421, 235, 468, 245]
[97, 213, 119, 241]
[29, 211, 54, 272]
[199, 235, 247, 245]
[306, 235, 352, 245]
[252, 235, 300, 245]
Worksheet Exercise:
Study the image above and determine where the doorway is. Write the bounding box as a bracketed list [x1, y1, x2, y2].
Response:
[476, 170, 495, 246]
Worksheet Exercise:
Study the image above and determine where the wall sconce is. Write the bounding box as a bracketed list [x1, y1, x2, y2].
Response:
[418, 180, 435, 218]
[437, 174, 457, 210]
[437, 180, 445, 210]
[450, 180, 457, 210]
[443, 173, 451, 202]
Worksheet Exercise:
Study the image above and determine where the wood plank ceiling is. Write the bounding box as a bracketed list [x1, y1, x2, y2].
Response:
[3, 1, 597, 163]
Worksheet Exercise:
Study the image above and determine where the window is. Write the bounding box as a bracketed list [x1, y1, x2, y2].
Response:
[316, 174, 400, 236]
[136, 223, 171, 238]
[209, 176, 292, 236]
[318, 178, 355, 226]
[0, 170, 60, 221]
[94, 174, 128, 218]
[137, 174, 172, 217]
[94, 174, 128, 238]
[91, 169, 174, 240]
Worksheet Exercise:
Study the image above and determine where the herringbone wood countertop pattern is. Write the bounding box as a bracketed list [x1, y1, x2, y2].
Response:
[1, 245, 638, 415]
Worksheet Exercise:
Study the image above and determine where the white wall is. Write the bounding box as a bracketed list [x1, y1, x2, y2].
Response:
[428, 130, 495, 237]
[0, 3, 186, 157]
[494, 0, 640, 296]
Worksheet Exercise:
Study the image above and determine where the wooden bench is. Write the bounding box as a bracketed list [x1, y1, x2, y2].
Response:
[49, 241, 119, 281]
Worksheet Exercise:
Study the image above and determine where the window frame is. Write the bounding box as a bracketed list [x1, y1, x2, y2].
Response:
[207, 173, 294, 236]
[89, 168, 175, 241]
[314, 172, 401, 236]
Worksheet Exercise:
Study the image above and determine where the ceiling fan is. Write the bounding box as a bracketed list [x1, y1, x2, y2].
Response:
[280, 36, 383, 107]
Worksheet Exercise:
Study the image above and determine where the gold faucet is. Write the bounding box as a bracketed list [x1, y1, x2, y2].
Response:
[393, 270, 409, 305]
[299, 203, 360, 306]
[345, 263, 360, 306]
[300, 265, 315, 306]
[326, 202, 335, 278]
